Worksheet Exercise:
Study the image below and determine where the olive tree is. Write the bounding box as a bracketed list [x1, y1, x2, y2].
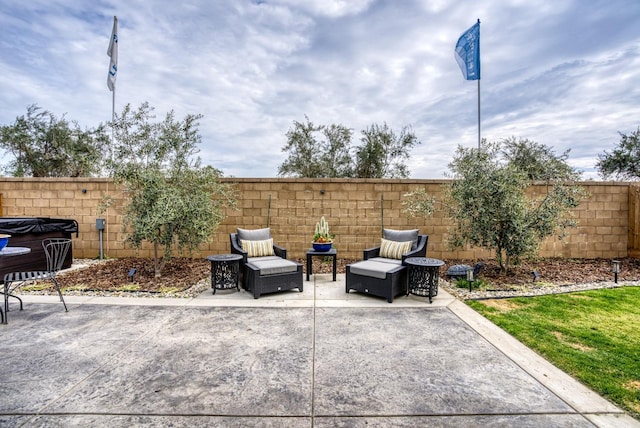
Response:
[0, 104, 108, 177]
[404, 138, 587, 272]
[278, 117, 353, 178]
[354, 123, 419, 178]
[596, 127, 640, 180]
[106, 102, 236, 277]
[278, 118, 419, 178]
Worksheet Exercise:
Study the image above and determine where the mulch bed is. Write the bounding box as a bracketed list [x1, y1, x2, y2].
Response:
[41, 256, 640, 295]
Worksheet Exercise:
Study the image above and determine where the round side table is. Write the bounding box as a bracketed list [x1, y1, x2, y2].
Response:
[206, 254, 243, 294]
[405, 257, 445, 303]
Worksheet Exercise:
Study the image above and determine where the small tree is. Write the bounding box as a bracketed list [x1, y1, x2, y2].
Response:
[404, 138, 587, 273]
[0, 104, 108, 177]
[596, 127, 640, 180]
[354, 123, 419, 178]
[107, 102, 236, 277]
[447, 139, 587, 272]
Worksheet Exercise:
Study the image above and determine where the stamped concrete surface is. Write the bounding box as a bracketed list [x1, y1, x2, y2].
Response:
[1, 274, 638, 427]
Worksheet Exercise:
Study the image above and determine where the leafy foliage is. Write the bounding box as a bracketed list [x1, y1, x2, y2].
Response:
[596, 127, 640, 180]
[501, 136, 577, 180]
[106, 102, 236, 277]
[0, 104, 108, 177]
[354, 123, 418, 178]
[402, 187, 436, 218]
[278, 117, 353, 178]
[445, 138, 587, 272]
[403, 138, 588, 273]
[278, 117, 419, 178]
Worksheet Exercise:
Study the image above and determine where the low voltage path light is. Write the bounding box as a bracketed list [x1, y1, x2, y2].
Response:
[466, 268, 474, 292]
[612, 260, 621, 284]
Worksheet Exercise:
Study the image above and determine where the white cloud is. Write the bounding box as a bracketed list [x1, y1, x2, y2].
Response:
[1, 0, 639, 179]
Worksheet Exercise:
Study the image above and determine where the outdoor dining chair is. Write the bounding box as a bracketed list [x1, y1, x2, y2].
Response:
[2, 238, 71, 324]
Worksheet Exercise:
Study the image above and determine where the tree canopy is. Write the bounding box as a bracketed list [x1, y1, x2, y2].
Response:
[596, 127, 640, 180]
[0, 104, 108, 177]
[404, 137, 587, 272]
[278, 117, 419, 178]
[106, 102, 236, 277]
[277, 117, 353, 178]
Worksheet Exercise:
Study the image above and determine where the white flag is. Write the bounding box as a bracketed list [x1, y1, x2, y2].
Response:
[107, 16, 118, 91]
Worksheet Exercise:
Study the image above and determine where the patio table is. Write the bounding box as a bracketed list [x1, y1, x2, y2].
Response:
[405, 257, 444, 303]
[306, 248, 337, 281]
[206, 254, 243, 294]
[0, 247, 32, 257]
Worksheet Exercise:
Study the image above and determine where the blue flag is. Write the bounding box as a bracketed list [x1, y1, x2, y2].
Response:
[455, 20, 480, 80]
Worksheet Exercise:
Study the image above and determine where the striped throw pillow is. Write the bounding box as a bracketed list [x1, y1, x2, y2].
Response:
[240, 238, 275, 257]
[379, 238, 412, 259]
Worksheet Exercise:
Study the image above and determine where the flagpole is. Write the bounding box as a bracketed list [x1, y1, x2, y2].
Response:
[477, 19, 481, 150]
[477, 78, 481, 149]
[106, 15, 118, 260]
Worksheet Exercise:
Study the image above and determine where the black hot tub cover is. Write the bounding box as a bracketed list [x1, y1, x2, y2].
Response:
[0, 217, 79, 236]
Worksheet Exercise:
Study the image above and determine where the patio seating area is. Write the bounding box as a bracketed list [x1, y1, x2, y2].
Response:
[1, 272, 635, 427]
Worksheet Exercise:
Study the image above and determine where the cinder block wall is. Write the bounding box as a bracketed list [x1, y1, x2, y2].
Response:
[0, 177, 631, 261]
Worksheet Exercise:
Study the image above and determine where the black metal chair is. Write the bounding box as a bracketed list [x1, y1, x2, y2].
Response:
[2, 238, 71, 324]
[230, 229, 302, 299]
[346, 233, 428, 303]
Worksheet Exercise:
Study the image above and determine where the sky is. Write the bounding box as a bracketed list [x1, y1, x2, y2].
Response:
[1, 0, 639, 179]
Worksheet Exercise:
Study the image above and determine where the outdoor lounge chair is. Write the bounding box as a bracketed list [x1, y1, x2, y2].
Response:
[230, 228, 303, 299]
[346, 230, 428, 303]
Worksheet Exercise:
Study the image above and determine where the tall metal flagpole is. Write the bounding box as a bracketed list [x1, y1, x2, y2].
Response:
[477, 75, 481, 149]
[477, 20, 481, 149]
[105, 15, 118, 259]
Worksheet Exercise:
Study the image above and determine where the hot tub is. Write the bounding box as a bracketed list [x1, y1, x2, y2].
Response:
[0, 217, 78, 284]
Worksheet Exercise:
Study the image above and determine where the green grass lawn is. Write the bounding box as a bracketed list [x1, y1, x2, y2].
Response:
[468, 286, 640, 420]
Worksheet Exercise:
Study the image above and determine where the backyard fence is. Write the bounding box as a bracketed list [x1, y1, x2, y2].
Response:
[0, 177, 634, 261]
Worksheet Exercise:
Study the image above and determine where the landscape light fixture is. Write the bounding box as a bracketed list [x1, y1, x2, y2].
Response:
[532, 270, 540, 282]
[612, 260, 621, 284]
[128, 268, 136, 282]
[466, 268, 474, 292]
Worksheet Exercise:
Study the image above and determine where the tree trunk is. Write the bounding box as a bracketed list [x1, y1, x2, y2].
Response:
[153, 242, 161, 278]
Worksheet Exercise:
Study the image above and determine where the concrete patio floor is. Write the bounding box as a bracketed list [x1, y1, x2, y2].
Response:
[1, 273, 638, 427]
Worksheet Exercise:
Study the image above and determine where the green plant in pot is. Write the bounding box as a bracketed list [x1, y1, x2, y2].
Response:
[312, 216, 334, 251]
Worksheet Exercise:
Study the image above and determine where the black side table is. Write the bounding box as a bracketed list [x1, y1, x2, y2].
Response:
[405, 257, 445, 303]
[206, 254, 243, 294]
[306, 248, 337, 281]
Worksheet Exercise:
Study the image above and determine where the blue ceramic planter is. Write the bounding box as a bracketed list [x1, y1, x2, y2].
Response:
[312, 242, 332, 252]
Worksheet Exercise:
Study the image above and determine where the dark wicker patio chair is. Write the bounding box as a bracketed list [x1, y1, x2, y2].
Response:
[230, 228, 303, 299]
[346, 230, 428, 303]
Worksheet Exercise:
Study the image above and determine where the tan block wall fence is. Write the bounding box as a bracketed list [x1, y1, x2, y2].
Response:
[0, 177, 634, 261]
